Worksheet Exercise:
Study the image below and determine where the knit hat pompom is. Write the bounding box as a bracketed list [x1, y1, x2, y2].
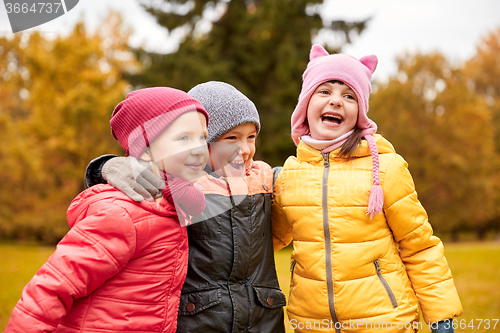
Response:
[188, 81, 260, 143]
[292, 44, 383, 219]
[110, 87, 208, 158]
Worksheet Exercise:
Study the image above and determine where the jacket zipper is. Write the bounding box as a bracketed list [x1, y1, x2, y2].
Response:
[373, 259, 398, 308]
[289, 259, 297, 300]
[321, 153, 340, 332]
[290, 259, 296, 280]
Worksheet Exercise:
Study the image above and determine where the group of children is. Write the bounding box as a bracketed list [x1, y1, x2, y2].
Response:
[6, 45, 462, 332]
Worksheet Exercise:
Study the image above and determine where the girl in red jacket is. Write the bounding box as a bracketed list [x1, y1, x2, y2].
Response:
[83, 82, 286, 333]
[6, 87, 209, 333]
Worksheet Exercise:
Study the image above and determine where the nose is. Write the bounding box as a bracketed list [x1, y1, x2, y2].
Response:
[238, 141, 250, 156]
[329, 94, 342, 107]
[191, 143, 208, 155]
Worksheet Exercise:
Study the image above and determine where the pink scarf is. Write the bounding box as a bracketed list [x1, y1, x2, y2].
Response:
[161, 172, 206, 225]
[300, 129, 354, 153]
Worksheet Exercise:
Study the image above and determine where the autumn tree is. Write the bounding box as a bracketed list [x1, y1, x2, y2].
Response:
[0, 13, 135, 243]
[464, 28, 500, 152]
[463, 27, 500, 236]
[130, 0, 369, 166]
[370, 53, 497, 239]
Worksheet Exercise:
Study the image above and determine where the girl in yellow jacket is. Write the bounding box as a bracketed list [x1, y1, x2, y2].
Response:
[272, 44, 463, 333]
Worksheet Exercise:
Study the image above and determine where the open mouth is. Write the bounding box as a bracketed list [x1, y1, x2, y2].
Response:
[228, 160, 245, 169]
[321, 112, 343, 126]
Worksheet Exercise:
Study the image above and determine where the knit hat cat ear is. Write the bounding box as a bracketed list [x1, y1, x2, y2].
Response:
[310, 44, 329, 59]
[291, 44, 383, 219]
[310, 45, 378, 78]
[291, 45, 378, 144]
[310, 45, 378, 73]
[360, 55, 378, 74]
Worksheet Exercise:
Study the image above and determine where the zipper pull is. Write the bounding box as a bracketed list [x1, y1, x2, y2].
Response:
[290, 259, 297, 279]
[374, 259, 381, 273]
[322, 153, 330, 168]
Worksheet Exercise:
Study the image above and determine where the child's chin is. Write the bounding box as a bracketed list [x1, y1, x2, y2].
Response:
[222, 165, 245, 178]
[171, 170, 203, 182]
[315, 129, 345, 141]
[187, 172, 206, 181]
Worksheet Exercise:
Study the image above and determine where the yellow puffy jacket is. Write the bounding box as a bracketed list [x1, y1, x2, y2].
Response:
[272, 135, 462, 333]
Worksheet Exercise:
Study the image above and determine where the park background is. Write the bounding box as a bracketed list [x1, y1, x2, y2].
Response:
[0, 0, 499, 331]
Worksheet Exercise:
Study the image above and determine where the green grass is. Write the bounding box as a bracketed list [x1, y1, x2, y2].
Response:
[274, 241, 500, 333]
[0, 243, 55, 330]
[442, 242, 500, 332]
[1, 242, 499, 332]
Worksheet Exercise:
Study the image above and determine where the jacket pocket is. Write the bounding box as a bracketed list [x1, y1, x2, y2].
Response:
[253, 286, 286, 309]
[373, 259, 398, 308]
[178, 288, 221, 316]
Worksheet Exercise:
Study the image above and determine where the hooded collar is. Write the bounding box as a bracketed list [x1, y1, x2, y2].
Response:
[296, 134, 395, 163]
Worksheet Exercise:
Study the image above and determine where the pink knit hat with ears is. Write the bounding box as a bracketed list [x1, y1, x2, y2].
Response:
[291, 44, 383, 218]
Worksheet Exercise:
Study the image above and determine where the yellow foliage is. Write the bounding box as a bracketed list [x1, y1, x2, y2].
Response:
[0, 13, 136, 243]
[370, 52, 497, 235]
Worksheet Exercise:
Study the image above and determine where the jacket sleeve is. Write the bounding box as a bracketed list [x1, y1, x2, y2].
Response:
[84, 154, 118, 188]
[382, 154, 463, 323]
[271, 168, 293, 252]
[5, 202, 137, 333]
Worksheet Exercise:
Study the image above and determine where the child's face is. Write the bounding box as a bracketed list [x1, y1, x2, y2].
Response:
[141, 111, 209, 181]
[306, 81, 358, 140]
[210, 123, 257, 177]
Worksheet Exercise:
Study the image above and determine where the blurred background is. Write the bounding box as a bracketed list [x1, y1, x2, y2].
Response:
[1, 0, 499, 331]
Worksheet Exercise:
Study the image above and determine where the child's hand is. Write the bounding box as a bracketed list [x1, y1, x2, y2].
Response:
[431, 319, 454, 333]
[102, 156, 165, 202]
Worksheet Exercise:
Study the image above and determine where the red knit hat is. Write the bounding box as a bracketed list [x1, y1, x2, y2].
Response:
[110, 87, 209, 158]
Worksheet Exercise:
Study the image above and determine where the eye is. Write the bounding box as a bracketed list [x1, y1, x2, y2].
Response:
[248, 134, 256, 140]
[345, 94, 356, 100]
[224, 135, 237, 140]
[200, 134, 207, 141]
[319, 89, 330, 95]
[178, 135, 189, 141]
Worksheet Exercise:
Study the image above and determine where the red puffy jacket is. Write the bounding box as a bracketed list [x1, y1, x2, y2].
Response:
[6, 184, 189, 333]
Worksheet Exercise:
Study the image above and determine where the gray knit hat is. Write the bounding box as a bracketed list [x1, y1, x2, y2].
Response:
[188, 81, 260, 143]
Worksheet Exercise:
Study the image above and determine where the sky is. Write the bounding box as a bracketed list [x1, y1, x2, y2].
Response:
[1, 0, 499, 82]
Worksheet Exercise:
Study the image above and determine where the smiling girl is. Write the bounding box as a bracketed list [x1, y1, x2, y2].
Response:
[271, 45, 463, 333]
[83, 82, 286, 333]
[6, 87, 209, 333]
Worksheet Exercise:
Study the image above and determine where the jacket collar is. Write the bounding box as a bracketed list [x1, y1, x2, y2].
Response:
[296, 134, 395, 163]
[67, 184, 177, 228]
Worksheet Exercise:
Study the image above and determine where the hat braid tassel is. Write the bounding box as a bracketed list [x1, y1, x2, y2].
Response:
[365, 135, 384, 219]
